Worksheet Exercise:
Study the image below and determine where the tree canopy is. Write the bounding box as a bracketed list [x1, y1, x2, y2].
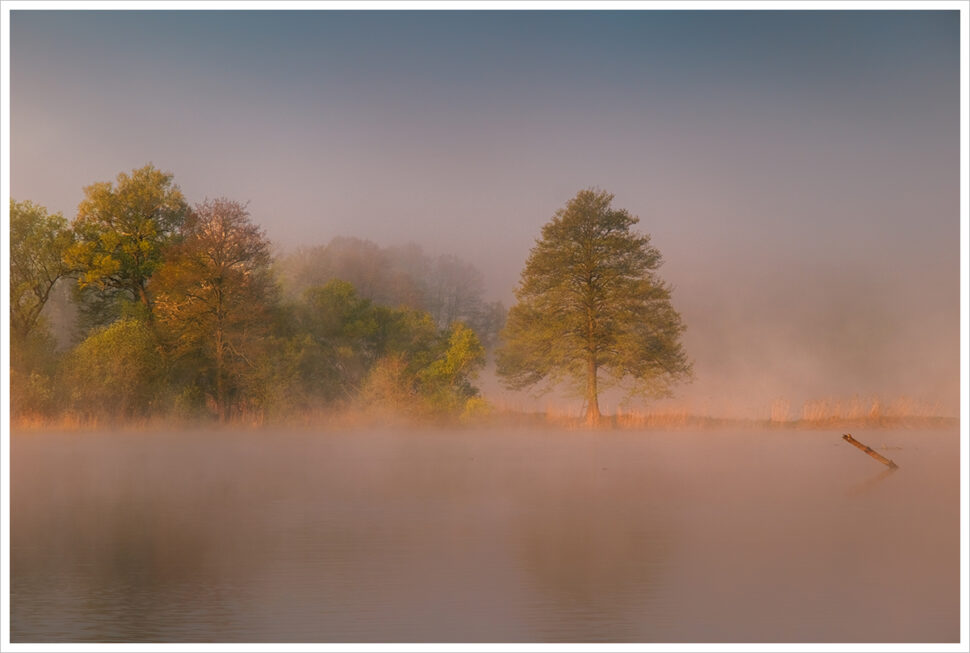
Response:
[497, 188, 692, 424]
[62, 319, 164, 421]
[9, 199, 74, 339]
[67, 164, 188, 317]
[10, 165, 496, 425]
[276, 237, 503, 345]
[153, 199, 276, 422]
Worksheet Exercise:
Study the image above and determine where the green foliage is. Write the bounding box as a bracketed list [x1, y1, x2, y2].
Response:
[277, 237, 503, 348]
[379, 308, 441, 371]
[11, 165, 496, 426]
[356, 320, 486, 419]
[293, 280, 488, 419]
[9, 199, 74, 339]
[247, 334, 324, 418]
[416, 322, 486, 414]
[9, 317, 59, 375]
[497, 188, 692, 422]
[294, 280, 381, 402]
[67, 164, 187, 314]
[9, 322, 62, 418]
[278, 237, 422, 307]
[62, 319, 164, 420]
[292, 281, 465, 408]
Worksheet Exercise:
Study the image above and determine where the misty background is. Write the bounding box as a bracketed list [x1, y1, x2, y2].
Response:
[9, 10, 961, 417]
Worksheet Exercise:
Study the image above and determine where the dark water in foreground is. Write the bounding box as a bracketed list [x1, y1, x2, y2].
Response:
[10, 427, 960, 643]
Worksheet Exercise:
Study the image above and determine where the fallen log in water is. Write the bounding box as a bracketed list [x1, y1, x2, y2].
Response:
[842, 433, 899, 470]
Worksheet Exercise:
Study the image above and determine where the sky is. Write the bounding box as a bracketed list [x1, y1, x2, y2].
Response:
[7, 9, 963, 417]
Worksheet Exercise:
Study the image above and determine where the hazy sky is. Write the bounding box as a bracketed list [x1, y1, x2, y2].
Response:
[8, 10, 962, 416]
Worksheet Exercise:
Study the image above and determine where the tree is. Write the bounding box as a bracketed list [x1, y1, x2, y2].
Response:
[297, 279, 384, 401]
[467, 300, 507, 351]
[9, 199, 74, 339]
[67, 164, 188, 318]
[427, 254, 484, 327]
[497, 189, 692, 425]
[358, 319, 485, 419]
[152, 198, 276, 422]
[416, 321, 486, 414]
[278, 237, 394, 304]
[9, 325, 62, 419]
[276, 239, 489, 333]
[62, 319, 164, 420]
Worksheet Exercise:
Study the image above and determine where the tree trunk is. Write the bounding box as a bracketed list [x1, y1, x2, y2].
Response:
[214, 286, 229, 424]
[215, 328, 227, 423]
[137, 281, 153, 321]
[585, 356, 601, 426]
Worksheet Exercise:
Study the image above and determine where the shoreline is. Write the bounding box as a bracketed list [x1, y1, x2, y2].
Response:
[8, 412, 960, 435]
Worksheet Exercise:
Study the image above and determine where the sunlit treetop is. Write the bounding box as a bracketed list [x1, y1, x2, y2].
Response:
[497, 188, 692, 424]
[67, 164, 188, 314]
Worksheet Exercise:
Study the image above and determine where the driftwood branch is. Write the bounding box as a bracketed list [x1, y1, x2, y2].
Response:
[842, 433, 899, 470]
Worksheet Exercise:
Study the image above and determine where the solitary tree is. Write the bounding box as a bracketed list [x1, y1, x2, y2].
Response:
[67, 164, 188, 318]
[497, 189, 692, 425]
[9, 199, 74, 339]
[153, 199, 276, 422]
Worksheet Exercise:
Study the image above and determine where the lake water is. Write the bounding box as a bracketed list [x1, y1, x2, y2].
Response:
[10, 426, 960, 643]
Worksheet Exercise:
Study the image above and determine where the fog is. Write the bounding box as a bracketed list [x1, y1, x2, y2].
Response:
[9, 11, 960, 418]
[5, 9, 963, 647]
[11, 427, 959, 642]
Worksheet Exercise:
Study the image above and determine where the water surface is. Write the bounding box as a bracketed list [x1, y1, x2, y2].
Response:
[10, 427, 960, 642]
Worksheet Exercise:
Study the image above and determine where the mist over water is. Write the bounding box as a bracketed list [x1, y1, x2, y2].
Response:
[11, 427, 959, 643]
[7, 11, 961, 645]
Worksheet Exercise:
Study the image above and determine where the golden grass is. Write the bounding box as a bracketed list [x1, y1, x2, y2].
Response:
[488, 394, 955, 431]
[11, 412, 98, 432]
[799, 395, 941, 422]
[9, 394, 955, 433]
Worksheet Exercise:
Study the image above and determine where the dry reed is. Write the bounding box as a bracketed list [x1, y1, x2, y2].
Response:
[10, 394, 954, 433]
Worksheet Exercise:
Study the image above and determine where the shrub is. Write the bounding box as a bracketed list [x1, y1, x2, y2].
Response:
[61, 319, 164, 420]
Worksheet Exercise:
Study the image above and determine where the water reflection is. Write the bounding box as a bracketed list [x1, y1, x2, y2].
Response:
[514, 464, 674, 641]
[10, 428, 959, 643]
[12, 444, 248, 641]
[846, 467, 897, 498]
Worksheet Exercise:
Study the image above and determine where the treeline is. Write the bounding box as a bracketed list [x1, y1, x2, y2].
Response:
[277, 238, 506, 349]
[10, 165, 502, 425]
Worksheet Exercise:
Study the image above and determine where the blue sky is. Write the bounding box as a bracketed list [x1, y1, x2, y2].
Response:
[8, 9, 962, 415]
